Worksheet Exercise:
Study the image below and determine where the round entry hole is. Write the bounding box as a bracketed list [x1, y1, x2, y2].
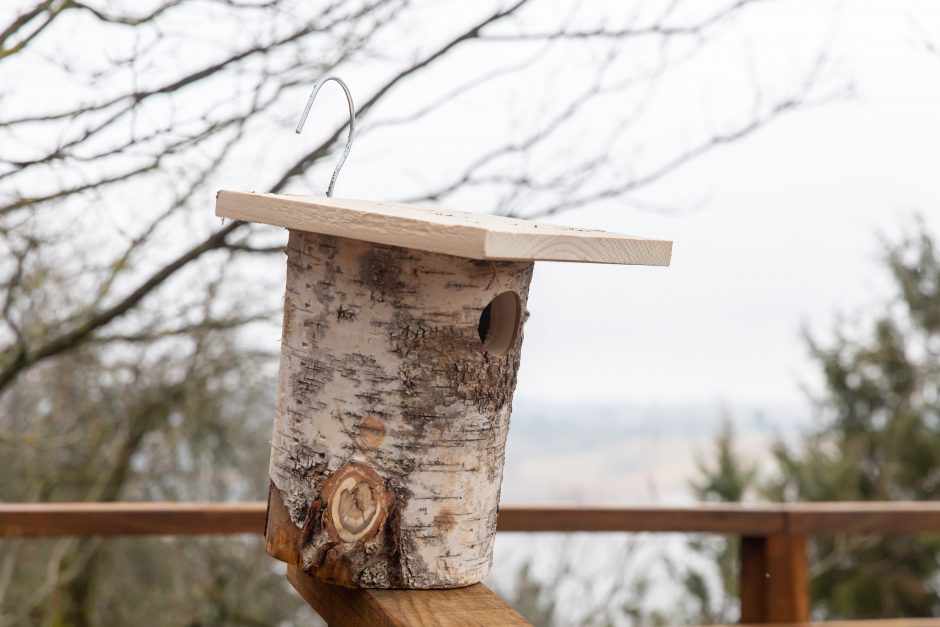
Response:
[478, 291, 521, 356]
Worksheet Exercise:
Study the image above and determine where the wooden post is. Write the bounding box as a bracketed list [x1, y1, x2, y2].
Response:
[286, 565, 530, 626]
[740, 536, 768, 624]
[739, 534, 810, 623]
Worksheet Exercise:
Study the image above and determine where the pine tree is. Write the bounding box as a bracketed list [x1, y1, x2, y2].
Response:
[766, 222, 940, 618]
[690, 220, 940, 618]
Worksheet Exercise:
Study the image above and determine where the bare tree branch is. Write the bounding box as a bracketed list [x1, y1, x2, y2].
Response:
[481, 0, 771, 42]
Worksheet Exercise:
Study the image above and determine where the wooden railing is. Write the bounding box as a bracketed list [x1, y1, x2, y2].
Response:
[3, 501, 940, 625]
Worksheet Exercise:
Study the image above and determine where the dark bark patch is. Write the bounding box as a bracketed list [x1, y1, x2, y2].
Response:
[433, 508, 459, 533]
[359, 245, 405, 303]
[337, 304, 359, 321]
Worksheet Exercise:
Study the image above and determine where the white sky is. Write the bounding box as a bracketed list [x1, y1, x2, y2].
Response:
[508, 0, 940, 411]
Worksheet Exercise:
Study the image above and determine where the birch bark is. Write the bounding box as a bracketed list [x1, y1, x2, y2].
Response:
[265, 230, 533, 588]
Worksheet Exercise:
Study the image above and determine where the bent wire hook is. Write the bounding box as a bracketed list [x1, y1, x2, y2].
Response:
[296, 76, 356, 197]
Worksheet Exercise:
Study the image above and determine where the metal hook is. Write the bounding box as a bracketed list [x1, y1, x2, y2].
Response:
[296, 76, 356, 197]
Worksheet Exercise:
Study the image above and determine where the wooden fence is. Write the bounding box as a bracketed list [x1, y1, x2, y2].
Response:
[3, 501, 940, 625]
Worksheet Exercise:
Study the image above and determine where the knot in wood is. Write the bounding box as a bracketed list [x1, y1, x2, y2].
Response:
[336, 478, 377, 537]
[321, 462, 389, 544]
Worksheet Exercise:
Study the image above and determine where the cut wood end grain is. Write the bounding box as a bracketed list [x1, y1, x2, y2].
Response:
[215, 190, 672, 266]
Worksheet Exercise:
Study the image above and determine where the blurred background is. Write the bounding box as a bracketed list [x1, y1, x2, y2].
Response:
[2, 0, 940, 624]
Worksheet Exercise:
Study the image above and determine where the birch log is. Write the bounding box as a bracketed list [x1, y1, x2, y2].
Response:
[265, 230, 533, 588]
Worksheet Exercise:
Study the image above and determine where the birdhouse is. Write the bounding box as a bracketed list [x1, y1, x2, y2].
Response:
[215, 190, 671, 589]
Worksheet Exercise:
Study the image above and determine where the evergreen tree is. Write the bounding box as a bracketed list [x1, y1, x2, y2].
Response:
[690, 221, 940, 619]
[766, 222, 940, 618]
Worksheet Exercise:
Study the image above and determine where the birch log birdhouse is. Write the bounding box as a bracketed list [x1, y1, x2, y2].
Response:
[215, 77, 671, 589]
[216, 191, 672, 588]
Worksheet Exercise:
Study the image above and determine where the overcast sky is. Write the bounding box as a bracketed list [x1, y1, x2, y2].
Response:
[506, 0, 940, 413]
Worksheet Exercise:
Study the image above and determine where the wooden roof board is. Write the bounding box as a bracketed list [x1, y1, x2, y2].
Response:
[215, 190, 672, 266]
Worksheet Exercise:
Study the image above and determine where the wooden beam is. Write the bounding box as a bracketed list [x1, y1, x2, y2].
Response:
[732, 621, 940, 627]
[739, 535, 809, 624]
[496, 504, 785, 535]
[0, 502, 790, 538]
[3, 502, 940, 538]
[784, 502, 940, 535]
[0, 502, 267, 537]
[286, 565, 530, 627]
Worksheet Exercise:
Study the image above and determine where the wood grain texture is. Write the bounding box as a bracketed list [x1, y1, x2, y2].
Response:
[268, 231, 534, 588]
[215, 191, 672, 266]
[286, 565, 530, 627]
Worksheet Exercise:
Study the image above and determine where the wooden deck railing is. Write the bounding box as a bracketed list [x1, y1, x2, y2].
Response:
[3, 501, 940, 625]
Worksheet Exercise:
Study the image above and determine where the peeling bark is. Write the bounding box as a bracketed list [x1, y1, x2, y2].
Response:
[266, 230, 533, 588]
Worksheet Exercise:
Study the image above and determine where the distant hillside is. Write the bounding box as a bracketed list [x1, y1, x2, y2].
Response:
[501, 400, 807, 503]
